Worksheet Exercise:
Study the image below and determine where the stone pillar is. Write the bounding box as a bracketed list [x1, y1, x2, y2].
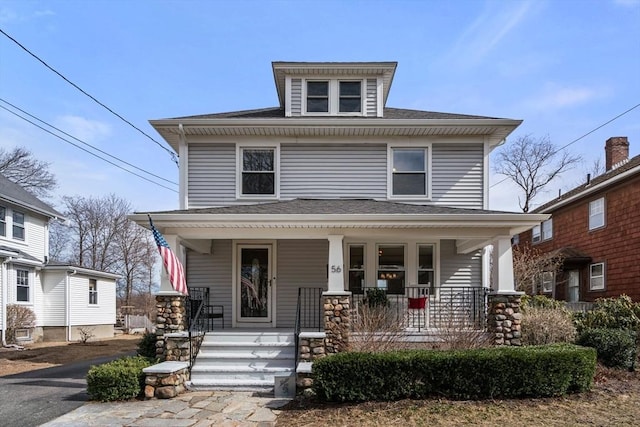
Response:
[323, 292, 351, 353]
[487, 292, 523, 346]
[155, 295, 187, 360]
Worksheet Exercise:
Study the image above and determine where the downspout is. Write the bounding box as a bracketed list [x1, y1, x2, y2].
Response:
[66, 269, 77, 342]
[2, 257, 15, 347]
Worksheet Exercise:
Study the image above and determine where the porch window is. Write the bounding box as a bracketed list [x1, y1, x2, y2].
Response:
[377, 245, 405, 295]
[13, 210, 25, 240]
[16, 268, 30, 302]
[390, 148, 428, 196]
[541, 271, 554, 293]
[240, 147, 276, 196]
[417, 244, 435, 295]
[589, 262, 605, 290]
[348, 244, 365, 294]
[89, 279, 98, 305]
[0, 206, 5, 236]
[589, 197, 605, 230]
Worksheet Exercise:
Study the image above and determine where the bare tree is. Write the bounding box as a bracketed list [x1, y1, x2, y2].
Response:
[48, 219, 72, 262]
[493, 135, 581, 212]
[513, 245, 564, 295]
[0, 147, 57, 198]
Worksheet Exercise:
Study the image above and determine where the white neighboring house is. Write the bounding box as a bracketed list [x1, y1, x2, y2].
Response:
[0, 174, 119, 343]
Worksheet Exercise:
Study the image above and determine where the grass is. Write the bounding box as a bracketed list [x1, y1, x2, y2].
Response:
[276, 366, 640, 426]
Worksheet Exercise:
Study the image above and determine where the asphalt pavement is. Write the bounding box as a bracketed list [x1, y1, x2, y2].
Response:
[0, 353, 133, 427]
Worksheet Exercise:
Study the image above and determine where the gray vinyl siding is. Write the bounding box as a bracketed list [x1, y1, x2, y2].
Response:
[365, 79, 377, 116]
[431, 143, 484, 208]
[186, 240, 232, 328]
[276, 240, 328, 328]
[290, 78, 302, 116]
[188, 144, 236, 208]
[439, 240, 482, 286]
[280, 144, 387, 199]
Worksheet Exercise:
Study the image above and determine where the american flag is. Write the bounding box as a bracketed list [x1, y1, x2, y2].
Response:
[149, 216, 188, 296]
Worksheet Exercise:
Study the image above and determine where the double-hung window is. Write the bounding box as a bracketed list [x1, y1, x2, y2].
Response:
[390, 147, 429, 197]
[541, 271, 554, 293]
[590, 263, 605, 290]
[240, 147, 277, 197]
[16, 269, 30, 302]
[13, 210, 25, 240]
[589, 198, 605, 230]
[532, 225, 541, 243]
[89, 279, 98, 305]
[417, 244, 435, 295]
[348, 245, 365, 294]
[541, 219, 553, 240]
[377, 245, 405, 295]
[0, 206, 5, 236]
[305, 80, 362, 115]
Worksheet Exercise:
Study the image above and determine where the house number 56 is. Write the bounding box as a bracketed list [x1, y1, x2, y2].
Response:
[330, 265, 342, 273]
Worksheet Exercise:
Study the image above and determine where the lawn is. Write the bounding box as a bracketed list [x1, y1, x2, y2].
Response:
[276, 366, 640, 426]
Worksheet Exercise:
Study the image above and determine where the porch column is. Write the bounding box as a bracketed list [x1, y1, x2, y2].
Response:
[488, 237, 523, 346]
[324, 234, 351, 353]
[155, 234, 188, 360]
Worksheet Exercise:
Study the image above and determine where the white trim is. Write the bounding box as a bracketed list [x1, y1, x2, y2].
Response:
[285, 75, 292, 117]
[178, 126, 189, 210]
[376, 77, 383, 117]
[588, 197, 605, 230]
[483, 137, 490, 210]
[387, 143, 433, 200]
[589, 262, 605, 291]
[235, 143, 280, 200]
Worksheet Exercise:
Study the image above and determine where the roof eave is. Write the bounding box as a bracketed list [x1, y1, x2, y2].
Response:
[0, 195, 64, 220]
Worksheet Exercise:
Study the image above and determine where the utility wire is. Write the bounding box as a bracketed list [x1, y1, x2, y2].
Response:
[490, 102, 640, 188]
[0, 98, 178, 186]
[0, 104, 178, 193]
[0, 28, 178, 166]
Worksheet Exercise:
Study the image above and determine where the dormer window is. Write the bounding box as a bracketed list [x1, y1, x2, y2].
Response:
[304, 80, 362, 115]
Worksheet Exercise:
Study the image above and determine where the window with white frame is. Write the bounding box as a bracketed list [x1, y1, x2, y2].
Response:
[13, 210, 25, 240]
[304, 80, 363, 115]
[89, 279, 98, 305]
[541, 271, 554, 293]
[240, 147, 276, 196]
[348, 245, 365, 294]
[417, 244, 435, 295]
[0, 206, 5, 236]
[589, 197, 605, 230]
[390, 148, 428, 196]
[532, 225, 541, 243]
[377, 245, 405, 295]
[541, 219, 553, 240]
[16, 268, 30, 302]
[589, 263, 605, 290]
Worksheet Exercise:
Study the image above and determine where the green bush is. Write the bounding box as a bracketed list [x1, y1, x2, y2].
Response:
[86, 356, 153, 401]
[364, 288, 388, 308]
[312, 344, 596, 402]
[577, 328, 637, 370]
[137, 331, 158, 359]
[573, 295, 640, 333]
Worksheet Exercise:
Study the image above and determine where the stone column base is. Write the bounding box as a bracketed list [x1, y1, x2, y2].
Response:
[487, 292, 523, 346]
[323, 292, 351, 354]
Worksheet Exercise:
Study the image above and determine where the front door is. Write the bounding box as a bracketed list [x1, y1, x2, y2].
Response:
[568, 270, 580, 302]
[236, 244, 273, 325]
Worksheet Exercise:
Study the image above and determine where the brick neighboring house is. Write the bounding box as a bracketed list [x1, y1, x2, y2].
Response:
[518, 136, 640, 303]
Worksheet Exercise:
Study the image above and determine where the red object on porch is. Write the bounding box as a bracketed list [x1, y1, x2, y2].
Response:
[408, 296, 427, 309]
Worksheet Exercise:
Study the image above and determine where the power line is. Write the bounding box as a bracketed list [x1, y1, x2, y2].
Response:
[0, 104, 178, 193]
[0, 98, 178, 186]
[490, 102, 640, 188]
[0, 27, 178, 166]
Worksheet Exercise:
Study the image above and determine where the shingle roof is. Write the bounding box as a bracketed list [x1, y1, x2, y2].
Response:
[168, 107, 503, 121]
[533, 154, 640, 213]
[145, 198, 517, 216]
[0, 174, 62, 218]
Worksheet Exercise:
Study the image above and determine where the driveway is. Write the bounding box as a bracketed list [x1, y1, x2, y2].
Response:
[0, 353, 133, 427]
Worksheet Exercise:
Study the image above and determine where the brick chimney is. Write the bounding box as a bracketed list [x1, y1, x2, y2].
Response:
[605, 136, 629, 171]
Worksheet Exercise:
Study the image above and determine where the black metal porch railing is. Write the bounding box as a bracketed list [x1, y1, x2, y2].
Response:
[294, 287, 324, 366]
[351, 286, 488, 330]
[187, 298, 205, 370]
[186, 287, 225, 332]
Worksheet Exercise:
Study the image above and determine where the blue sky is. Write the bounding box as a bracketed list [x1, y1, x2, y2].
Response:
[0, 0, 638, 213]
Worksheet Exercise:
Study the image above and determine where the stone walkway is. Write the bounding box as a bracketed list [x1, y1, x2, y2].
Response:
[41, 391, 290, 427]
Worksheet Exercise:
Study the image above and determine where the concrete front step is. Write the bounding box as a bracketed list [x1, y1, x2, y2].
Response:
[201, 332, 294, 345]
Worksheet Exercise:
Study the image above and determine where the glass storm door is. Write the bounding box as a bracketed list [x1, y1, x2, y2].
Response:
[237, 245, 272, 323]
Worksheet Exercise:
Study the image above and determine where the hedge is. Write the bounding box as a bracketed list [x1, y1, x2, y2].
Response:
[312, 344, 596, 402]
[577, 328, 637, 370]
[86, 356, 153, 401]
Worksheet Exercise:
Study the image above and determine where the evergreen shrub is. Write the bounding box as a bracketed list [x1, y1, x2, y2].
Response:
[86, 356, 153, 401]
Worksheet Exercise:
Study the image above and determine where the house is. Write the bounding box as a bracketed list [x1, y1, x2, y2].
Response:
[130, 61, 547, 388]
[518, 136, 640, 304]
[0, 175, 119, 343]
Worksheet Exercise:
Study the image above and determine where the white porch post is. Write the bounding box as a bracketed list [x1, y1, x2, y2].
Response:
[327, 235, 345, 293]
[491, 236, 516, 293]
[158, 234, 184, 295]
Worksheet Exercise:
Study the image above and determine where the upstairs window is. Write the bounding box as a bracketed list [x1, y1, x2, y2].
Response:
[390, 148, 428, 197]
[13, 210, 25, 240]
[589, 197, 605, 230]
[16, 268, 30, 302]
[0, 206, 5, 236]
[304, 80, 363, 115]
[532, 225, 541, 243]
[240, 147, 277, 196]
[89, 279, 98, 305]
[533, 219, 553, 244]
